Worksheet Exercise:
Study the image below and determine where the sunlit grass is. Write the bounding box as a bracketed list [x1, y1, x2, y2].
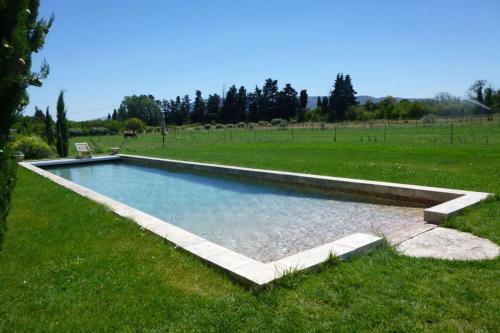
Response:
[0, 122, 498, 331]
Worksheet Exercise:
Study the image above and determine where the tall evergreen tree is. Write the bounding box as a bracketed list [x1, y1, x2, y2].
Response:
[321, 96, 329, 115]
[55, 90, 69, 157]
[0, 0, 54, 148]
[247, 86, 263, 123]
[112, 108, 118, 120]
[180, 95, 191, 125]
[276, 83, 298, 119]
[44, 107, 53, 145]
[207, 94, 221, 123]
[316, 96, 322, 108]
[107, 113, 111, 120]
[344, 75, 357, 107]
[299, 89, 308, 109]
[236, 86, 247, 122]
[262, 79, 279, 120]
[221, 85, 238, 123]
[191, 90, 206, 124]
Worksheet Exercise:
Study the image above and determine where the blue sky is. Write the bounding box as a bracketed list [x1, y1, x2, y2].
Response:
[28, 0, 500, 120]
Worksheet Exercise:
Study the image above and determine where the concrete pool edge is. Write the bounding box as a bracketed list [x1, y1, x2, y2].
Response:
[21, 155, 493, 286]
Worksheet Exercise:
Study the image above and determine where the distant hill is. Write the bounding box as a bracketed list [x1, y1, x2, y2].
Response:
[306, 95, 412, 109]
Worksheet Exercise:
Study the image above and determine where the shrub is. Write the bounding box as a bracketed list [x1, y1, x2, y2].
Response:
[0, 149, 17, 249]
[68, 128, 83, 137]
[237, 122, 246, 128]
[124, 118, 145, 131]
[226, 123, 234, 128]
[247, 122, 256, 129]
[11, 136, 50, 159]
[258, 121, 269, 127]
[215, 124, 224, 129]
[421, 114, 437, 124]
[90, 127, 108, 136]
[271, 118, 288, 129]
[203, 124, 211, 130]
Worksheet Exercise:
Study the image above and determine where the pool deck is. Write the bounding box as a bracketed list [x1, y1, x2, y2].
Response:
[21, 155, 496, 287]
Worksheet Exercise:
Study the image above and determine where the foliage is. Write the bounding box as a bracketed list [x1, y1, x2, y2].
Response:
[10, 135, 50, 159]
[118, 95, 161, 125]
[55, 91, 69, 157]
[191, 90, 206, 124]
[0, 149, 16, 249]
[124, 117, 145, 131]
[44, 107, 53, 145]
[421, 114, 437, 124]
[0, 0, 53, 148]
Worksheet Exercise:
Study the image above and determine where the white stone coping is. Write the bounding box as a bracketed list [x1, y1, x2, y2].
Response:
[19, 155, 492, 286]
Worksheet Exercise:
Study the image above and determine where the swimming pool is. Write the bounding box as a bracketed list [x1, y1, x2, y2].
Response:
[46, 161, 421, 262]
[21, 155, 489, 287]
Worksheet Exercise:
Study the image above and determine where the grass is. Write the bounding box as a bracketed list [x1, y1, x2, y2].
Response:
[1, 122, 499, 331]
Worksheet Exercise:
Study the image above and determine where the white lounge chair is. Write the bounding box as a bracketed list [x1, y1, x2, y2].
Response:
[75, 142, 93, 159]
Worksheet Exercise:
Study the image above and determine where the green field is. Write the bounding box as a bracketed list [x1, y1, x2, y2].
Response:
[1, 122, 499, 331]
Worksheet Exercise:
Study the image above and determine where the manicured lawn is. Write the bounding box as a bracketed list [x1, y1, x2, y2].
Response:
[1, 123, 499, 331]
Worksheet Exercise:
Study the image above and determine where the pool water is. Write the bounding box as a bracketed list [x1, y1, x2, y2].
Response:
[47, 162, 423, 262]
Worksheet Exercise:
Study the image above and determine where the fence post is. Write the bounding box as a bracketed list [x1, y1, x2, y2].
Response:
[450, 124, 454, 144]
[333, 127, 337, 142]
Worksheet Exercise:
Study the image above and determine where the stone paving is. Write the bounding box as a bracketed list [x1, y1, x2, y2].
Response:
[396, 227, 499, 260]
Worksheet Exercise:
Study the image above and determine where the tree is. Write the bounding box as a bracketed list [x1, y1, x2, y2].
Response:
[55, 91, 69, 157]
[44, 107, 53, 145]
[124, 117, 145, 131]
[316, 96, 321, 108]
[107, 113, 111, 120]
[221, 85, 238, 123]
[191, 90, 206, 124]
[484, 87, 494, 108]
[117, 95, 161, 125]
[33, 106, 45, 122]
[275, 83, 298, 120]
[468, 80, 487, 103]
[207, 94, 221, 123]
[321, 96, 329, 116]
[236, 86, 247, 122]
[262, 79, 279, 120]
[0, 0, 54, 148]
[329, 73, 357, 121]
[180, 94, 191, 125]
[247, 86, 263, 123]
[112, 108, 118, 120]
[408, 101, 427, 122]
[299, 89, 308, 109]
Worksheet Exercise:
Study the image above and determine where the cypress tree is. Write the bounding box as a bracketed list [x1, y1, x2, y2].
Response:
[236, 86, 247, 122]
[55, 91, 69, 157]
[222, 85, 238, 123]
[44, 107, 53, 145]
[180, 95, 190, 125]
[112, 108, 118, 120]
[299, 89, 308, 109]
[247, 86, 263, 123]
[191, 90, 206, 124]
[316, 96, 322, 108]
[207, 94, 221, 123]
[107, 113, 111, 120]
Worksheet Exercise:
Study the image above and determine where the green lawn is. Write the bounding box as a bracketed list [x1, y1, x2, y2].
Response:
[1, 123, 499, 331]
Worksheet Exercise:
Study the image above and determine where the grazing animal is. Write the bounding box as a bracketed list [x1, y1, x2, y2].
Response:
[123, 131, 137, 139]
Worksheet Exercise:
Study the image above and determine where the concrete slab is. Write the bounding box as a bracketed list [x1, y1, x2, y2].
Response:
[397, 227, 499, 260]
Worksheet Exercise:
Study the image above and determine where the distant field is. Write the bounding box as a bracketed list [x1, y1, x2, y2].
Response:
[1, 121, 498, 331]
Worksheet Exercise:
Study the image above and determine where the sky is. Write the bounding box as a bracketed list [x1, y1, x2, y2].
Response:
[27, 0, 500, 120]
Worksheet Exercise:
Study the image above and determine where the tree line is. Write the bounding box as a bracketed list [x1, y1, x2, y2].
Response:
[115, 74, 358, 126]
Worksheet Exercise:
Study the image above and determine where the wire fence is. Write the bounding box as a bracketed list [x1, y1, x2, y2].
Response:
[78, 120, 500, 155]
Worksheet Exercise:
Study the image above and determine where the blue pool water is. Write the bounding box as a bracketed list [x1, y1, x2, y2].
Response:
[47, 162, 422, 262]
